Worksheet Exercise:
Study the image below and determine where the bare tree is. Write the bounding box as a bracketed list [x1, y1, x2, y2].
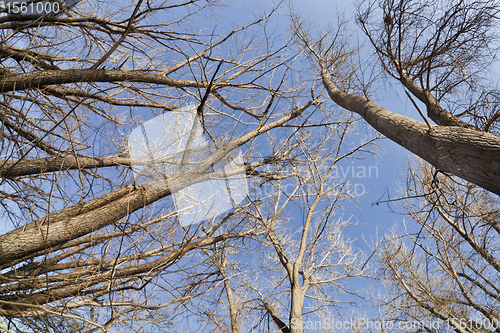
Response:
[292, 0, 500, 331]
[0, 0, 341, 330]
[178, 115, 378, 333]
[376, 160, 500, 333]
[300, 0, 500, 196]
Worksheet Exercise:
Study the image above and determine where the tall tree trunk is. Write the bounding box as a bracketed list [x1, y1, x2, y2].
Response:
[289, 285, 305, 333]
[322, 71, 500, 196]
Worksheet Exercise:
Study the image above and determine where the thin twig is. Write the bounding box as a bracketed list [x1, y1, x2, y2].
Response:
[405, 90, 432, 131]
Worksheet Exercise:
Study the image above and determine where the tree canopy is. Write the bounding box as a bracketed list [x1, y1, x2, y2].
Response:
[0, 0, 499, 332]
[0, 1, 374, 332]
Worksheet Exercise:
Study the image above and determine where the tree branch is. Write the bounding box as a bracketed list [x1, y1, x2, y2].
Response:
[322, 69, 500, 196]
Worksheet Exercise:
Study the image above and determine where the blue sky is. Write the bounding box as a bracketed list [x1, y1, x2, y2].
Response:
[205, 0, 430, 326]
[0, 0, 438, 330]
[215, 0, 423, 245]
[287, 0, 422, 247]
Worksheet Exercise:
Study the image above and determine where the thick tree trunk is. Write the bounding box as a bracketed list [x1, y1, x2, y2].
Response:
[322, 71, 500, 196]
[289, 285, 305, 333]
[0, 185, 170, 265]
[0, 231, 251, 313]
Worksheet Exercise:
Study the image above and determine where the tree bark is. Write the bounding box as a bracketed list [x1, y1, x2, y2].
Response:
[0, 69, 207, 93]
[0, 156, 131, 178]
[0, 185, 169, 265]
[322, 70, 500, 196]
[0, 103, 308, 265]
[262, 300, 290, 333]
[289, 284, 306, 333]
[0, 231, 252, 312]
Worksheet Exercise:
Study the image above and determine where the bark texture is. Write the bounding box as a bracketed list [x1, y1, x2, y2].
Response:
[322, 70, 500, 196]
[0, 185, 168, 265]
[0, 69, 206, 92]
[0, 156, 131, 178]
